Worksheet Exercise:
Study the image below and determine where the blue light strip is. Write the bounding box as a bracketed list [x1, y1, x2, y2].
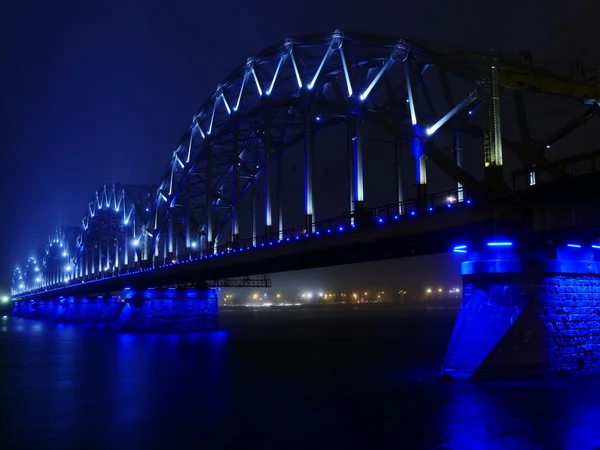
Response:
[487, 242, 513, 247]
[592, 245, 600, 249]
[567, 244, 581, 248]
[16, 192, 473, 297]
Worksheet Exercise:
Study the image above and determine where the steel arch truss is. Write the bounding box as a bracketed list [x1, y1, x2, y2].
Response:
[73, 183, 154, 278]
[152, 30, 600, 263]
[153, 31, 437, 260]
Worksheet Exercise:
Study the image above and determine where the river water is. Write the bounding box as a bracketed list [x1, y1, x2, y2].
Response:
[1, 305, 599, 449]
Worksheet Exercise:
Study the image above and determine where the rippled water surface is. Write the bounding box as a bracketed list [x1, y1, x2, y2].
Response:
[1, 305, 599, 449]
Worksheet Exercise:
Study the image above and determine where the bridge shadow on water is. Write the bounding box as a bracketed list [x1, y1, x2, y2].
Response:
[1, 305, 599, 449]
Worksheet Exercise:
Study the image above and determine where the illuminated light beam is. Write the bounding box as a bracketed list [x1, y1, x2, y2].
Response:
[115, 192, 122, 211]
[404, 61, 418, 125]
[487, 242, 513, 247]
[308, 47, 333, 90]
[124, 208, 133, 225]
[251, 68, 262, 97]
[186, 126, 194, 163]
[453, 245, 467, 253]
[221, 94, 231, 115]
[168, 164, 175, 195]
[592, 245, 600, 249]
[266, 54, 285, 96]
[567, 243, 581, 248]
[426, 90, 480, 136]
[290, 51, 302, 88]
[159, 192, 168, 202]
[359, 57, 396, 101]
[234, 72, 248, 112]
[195, 121, 205, 139]
[175, 153, 185, 169]
[339, 47, 353, 97]
[207, 99, 218, 135]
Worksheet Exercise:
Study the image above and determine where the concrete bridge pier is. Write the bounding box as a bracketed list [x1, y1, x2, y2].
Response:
[442, 238, 600, 380]
[11, 287, 218, 333]
[117, 287, 218, 332]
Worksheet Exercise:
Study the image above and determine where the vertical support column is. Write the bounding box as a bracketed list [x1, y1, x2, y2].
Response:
[455, 132, 464, 202]
[142, 229, 148, 262]
[114, 230, 119, 269]
[252, 182, 257, 245]
[124, 226, 129, 267]
[304, 113, 315, 232]
[106, 239, 110, 271]
[353, 116, 364, 212]
[277, 146, 283, 239]
[483, 64, 504, 191]
[167, 209, 174, 258]
[205, 143, 213, 254]
[98, 240, 102, 272]
[405, 57, 427, 211]
[394, 140, 404, 214]
[347, 118, 356, 220]
[347, 115, 364, 220]
[163, 232, 168, 262]
[86, 248, 90, 276]
[185, 181, 191, 258]
[153, 233, 158, 268]
[264, 117, 272, 240]
[153, 209, 159, 265]
[231, 125, 240, 245]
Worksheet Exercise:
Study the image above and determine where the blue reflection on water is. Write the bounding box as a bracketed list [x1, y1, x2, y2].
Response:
[2, 310, 600, 449]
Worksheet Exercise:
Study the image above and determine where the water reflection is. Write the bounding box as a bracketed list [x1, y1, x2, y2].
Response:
[439, 379, 600, 449]
[3, 309, 600, 449]
[111, 330, 230, 445]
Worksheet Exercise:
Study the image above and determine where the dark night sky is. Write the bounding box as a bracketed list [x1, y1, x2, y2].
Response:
[1, 0, 598, 293]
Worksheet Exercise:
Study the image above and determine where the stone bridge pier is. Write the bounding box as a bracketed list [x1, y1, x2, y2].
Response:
[442, 238, 600, 380]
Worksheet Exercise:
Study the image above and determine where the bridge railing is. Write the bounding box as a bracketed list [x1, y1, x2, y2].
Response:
[512, 149, 600, 190]
[373, 187, 465, 221]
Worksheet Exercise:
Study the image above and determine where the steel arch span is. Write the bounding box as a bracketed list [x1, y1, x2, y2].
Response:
[11, 29, 600, 295]
[74, 183, 155, 279]
[151, 29, 600, 264]
[11, 185, 155, 294]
